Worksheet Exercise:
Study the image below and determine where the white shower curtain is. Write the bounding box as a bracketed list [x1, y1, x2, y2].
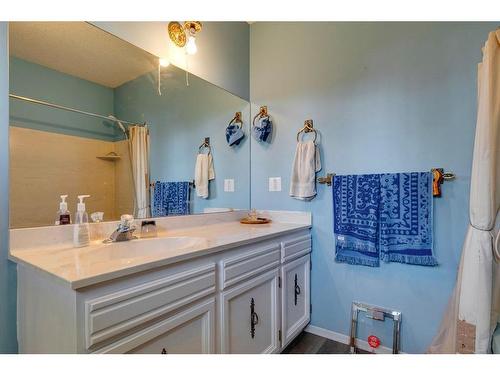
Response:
[428, 30, 500, 354]
[128, 126, 150, 219]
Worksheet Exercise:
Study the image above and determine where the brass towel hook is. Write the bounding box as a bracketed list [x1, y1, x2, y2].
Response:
[198, 137, 211, 154]
[317, 173, 334, 186]
[431, 168, 456, 197]
[235, 111, 242, 122]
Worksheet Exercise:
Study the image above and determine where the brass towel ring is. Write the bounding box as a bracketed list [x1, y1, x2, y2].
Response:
[296, 119, 317, 143]
[198, 137, 211, 154]
[252, 106, 269, 127]
[228, 111, 243, 128]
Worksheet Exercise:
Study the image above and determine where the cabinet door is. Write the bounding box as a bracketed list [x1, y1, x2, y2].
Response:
[220, 269, 280, 354]
[281, 255, 310, 348]
[95, 298, 215, 354]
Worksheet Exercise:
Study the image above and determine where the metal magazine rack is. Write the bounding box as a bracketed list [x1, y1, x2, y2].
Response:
[349, 301, 402, 354]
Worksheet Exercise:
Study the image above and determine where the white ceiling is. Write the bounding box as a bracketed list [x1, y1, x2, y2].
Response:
[9, 22, 158, 88]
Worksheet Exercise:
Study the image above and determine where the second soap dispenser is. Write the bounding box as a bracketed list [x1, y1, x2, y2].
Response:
[55, 194, 71, 225]
[73, 195, 90, 248]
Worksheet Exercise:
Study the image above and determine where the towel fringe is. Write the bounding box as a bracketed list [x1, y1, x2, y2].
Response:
[381, 252, 438, 266]
[336, 239, 378, 254]
[335, 253, 380, 267]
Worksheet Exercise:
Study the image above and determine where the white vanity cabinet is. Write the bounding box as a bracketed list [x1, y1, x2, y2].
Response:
[280, 234, 312, 348]
[217, 234, 311, 354]
[15, 228, 311, 354]
[220, 269, 280, 353]
[281, 255, 310, 347]
[96, 298, 216, 354]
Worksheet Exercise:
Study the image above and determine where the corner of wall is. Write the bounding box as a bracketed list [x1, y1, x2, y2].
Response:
[0, 21, 18, 353]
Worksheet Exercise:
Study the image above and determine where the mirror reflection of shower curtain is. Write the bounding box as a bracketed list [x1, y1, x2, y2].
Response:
[428, 29, 500, 354]
[128, 126, 150, 219]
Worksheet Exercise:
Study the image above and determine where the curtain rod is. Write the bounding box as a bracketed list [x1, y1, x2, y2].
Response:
[9, 93, 142, 128]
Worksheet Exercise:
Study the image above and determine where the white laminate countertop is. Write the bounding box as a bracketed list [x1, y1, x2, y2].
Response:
[10, 220, 310, 290]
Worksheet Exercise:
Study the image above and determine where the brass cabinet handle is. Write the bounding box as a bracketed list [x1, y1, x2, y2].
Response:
[294, 274, 301, 306]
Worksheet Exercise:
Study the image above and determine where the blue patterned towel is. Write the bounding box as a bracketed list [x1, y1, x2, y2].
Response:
[379, 172, 437, 266]
[333, 174, 381, 267]
[152, 181, 190, 217]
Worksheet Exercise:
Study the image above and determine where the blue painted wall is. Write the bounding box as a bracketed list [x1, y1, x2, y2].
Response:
[93, 22, 250, 101]
[249, 22, 497, 353]
[0, 22, 17, 353]
[114, 65, 250, 214]
[9, 56, 117, 141]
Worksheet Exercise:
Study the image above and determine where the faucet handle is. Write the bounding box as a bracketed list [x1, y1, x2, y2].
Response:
[120, 214, 135, 229]
[140, 220, 158, 239]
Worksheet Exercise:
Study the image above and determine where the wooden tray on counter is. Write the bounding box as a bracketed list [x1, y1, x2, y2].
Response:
[239, 217, 272, 225]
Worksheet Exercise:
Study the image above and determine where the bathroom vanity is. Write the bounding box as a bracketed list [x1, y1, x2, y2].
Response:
[7, 23, 309, 355]
[10, 211, 311, 354]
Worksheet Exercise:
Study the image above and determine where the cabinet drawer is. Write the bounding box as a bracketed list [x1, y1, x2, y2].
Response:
[85, 263, 215, 349]
[94, 298, 215, 354]
[281, 234, 311, 263]
[220, 243, 281, 290]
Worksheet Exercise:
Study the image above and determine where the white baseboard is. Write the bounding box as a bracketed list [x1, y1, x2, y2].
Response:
[304, 324, 399, 354]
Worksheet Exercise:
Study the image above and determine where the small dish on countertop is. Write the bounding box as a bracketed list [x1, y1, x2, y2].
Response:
[240, 210, 271, 224]
[240, 217, 272, 224]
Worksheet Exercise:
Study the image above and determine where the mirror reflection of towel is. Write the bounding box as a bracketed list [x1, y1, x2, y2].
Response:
[194, 153, 215, 199]
[226, 124, 245, 146]
[289, 141, 321, 200]
[152, 181, 190, 216]
[252, 116, 272, 142]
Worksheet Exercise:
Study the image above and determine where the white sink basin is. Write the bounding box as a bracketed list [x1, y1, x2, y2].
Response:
[98, 236, 208, 261]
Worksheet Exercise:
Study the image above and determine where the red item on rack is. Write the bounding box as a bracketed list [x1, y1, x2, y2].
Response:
[368, 335, 381, 349]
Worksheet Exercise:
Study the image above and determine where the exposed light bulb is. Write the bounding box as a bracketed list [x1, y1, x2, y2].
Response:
[159, 58, 170, 67]
[186, 35, 197, 55]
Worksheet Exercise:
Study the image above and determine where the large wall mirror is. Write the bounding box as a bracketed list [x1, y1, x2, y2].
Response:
[9, 22, 250, 228]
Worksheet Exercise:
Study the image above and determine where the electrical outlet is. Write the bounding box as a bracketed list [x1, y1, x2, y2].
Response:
[268, 177, 282, 192]
[224, 179, 235, 192]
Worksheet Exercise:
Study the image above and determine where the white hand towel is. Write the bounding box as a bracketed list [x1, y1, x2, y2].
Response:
[289, 141, 322, 200]
[195, 153, 215, 199]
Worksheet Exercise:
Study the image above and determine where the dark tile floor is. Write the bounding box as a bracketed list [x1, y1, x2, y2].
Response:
[282, 332, 370, 354]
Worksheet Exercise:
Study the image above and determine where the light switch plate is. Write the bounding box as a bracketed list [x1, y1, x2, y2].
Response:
[268, 177, 282, 192]
[224, 179, 235, 192]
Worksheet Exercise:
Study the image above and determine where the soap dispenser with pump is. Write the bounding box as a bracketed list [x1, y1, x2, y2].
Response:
[73, 195, 91, 248]
[55, 194, 71, 225]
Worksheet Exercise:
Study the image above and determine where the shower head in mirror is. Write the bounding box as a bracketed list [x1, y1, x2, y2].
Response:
[108, 115, 127, 134]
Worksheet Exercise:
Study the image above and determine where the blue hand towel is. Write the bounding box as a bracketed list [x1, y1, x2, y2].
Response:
[152, 181, 190, 217]
[333, 174, 381, 267]
[379, 172, 437, 266]
[252, 116, 272, 142]
[225, 123, 245, 146]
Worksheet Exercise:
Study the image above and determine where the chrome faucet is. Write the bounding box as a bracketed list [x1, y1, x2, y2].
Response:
[103, 214, 137, 243]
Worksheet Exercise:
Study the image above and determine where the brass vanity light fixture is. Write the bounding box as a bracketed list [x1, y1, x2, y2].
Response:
[168, 21, 202, 55]
[159, 58, 170, 67]
[168, 22, 186, 47]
